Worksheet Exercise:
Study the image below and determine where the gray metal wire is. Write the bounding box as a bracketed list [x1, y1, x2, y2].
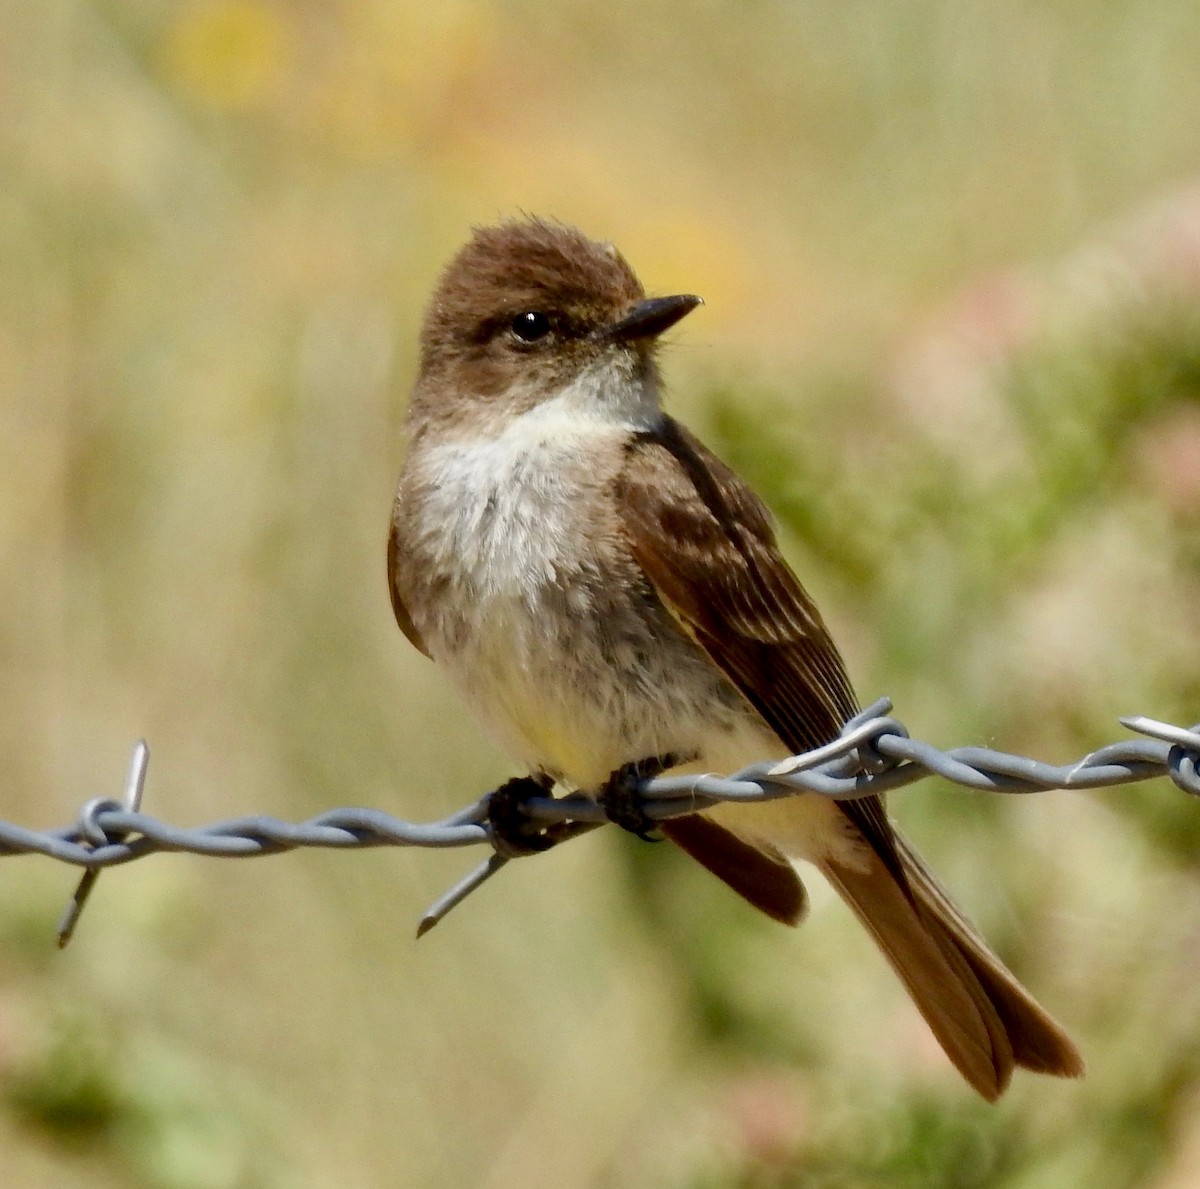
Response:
[3, 698, 1196, 942]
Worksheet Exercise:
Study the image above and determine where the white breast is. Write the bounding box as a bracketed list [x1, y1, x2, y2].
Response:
[400, 376, 669, 781]
[416, 423, 590, 599]
[412, 368, 660, 596]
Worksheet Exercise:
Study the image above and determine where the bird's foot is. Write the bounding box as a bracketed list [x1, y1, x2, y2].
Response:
[598, 753, 686, 840]
[485, 774, 556, 857]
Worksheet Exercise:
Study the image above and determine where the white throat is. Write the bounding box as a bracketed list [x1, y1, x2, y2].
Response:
[507, 357, 664, 435]
[409, 364, 659, 598]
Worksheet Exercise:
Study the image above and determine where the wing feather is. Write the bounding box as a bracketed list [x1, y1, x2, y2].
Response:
[617, 417, 908, 892]
[387, 507, 431, 658]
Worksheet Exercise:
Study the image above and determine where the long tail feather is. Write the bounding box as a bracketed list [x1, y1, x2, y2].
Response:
[820, 831, 1083, 1099]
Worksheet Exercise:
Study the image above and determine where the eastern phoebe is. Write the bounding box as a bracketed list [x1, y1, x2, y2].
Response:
[388, 218, 1083, 1098]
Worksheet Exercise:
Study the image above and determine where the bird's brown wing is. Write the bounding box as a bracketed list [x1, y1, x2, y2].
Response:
[387, 507, 431, 658]
[616, 416, 908, 893]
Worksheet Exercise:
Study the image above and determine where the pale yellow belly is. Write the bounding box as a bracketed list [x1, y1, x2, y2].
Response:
[466, 654, 868, 871]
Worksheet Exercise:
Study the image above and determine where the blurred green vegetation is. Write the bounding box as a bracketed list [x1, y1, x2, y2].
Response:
[2, 1, 1200, 1186]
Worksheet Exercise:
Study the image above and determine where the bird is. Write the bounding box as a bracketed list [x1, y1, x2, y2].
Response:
[387, 216, 1083, 1099]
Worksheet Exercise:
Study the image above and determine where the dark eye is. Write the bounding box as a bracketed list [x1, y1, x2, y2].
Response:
[509, 311, 552, 343]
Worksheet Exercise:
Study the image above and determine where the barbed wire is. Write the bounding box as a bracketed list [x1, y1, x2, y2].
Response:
[3, 698, 1197, 945]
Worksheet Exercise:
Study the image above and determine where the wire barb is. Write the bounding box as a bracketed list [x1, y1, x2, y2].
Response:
[56, 740, 149, 948]
[417, 854, 509, 938]
[2, 702, 1194, 942]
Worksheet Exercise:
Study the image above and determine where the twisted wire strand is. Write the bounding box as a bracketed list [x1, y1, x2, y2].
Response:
[4, 699, 1196, 942]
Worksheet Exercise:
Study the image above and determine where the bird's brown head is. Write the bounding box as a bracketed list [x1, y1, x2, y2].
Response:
[409, 218, 701, 436]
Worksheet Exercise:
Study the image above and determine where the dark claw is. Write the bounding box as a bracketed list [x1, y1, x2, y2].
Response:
[486, 774, 557, 857]
[598, 752, 685, 840]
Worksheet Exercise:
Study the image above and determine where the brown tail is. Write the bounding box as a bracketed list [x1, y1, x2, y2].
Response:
[820, 832, 1084, 1100]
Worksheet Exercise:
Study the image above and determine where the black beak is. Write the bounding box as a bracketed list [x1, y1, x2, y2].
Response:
[605, 294, 703, 342]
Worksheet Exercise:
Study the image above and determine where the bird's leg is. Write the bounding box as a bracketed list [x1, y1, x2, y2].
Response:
[485, 773, 558, 857]
[598, 752, 688, 841]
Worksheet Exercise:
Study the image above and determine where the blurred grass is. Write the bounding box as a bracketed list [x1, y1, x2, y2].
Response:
[2, 1, 1200, 1186]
